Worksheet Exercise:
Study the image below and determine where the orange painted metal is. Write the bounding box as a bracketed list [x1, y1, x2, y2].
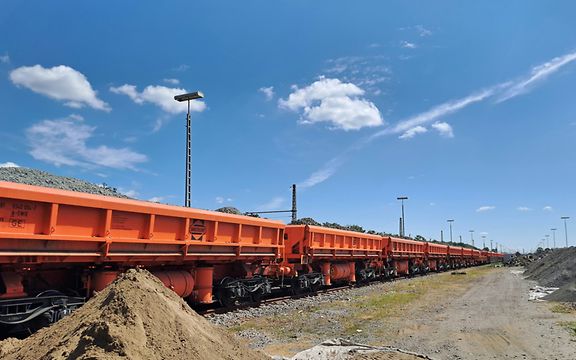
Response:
[395, 260, 409, 275]
[425, 242, 448, 258]
[0, 272, 26, 299]
[321, 262, 331, 285]
[194, 267, 213, 303]
[91, 271, 121, 292]
[348, 262, 356, 282]
[387, 237, 426, 259]
[330, 263, 351, 281]
[0, 181, 284, 265]
[153, 270, 195, 298]
[448, 245, 464, 257]
[284, 225, 382, 262]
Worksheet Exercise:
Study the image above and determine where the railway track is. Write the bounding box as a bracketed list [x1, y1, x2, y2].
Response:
[197, 284, 354, 316]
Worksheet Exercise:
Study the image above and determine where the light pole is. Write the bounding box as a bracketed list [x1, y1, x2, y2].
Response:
[174, 91, 204, 207]
[545, 234, 550, 249]
[490, 239, 493, 251]
[551, 228, 557, 248]
[482, 235, 486, 249]
[469, 230, 475, 248]
[561, 216, 570, 247]
[397, 196, 408, 237]
[447, 219, 454, 243]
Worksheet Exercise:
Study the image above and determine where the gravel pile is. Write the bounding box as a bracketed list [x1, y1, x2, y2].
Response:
[0, 167, 129, 198]
[523, 247, 576, 302]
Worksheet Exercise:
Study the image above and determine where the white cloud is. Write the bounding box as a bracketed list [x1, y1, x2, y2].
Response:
[257, 196, 285, 211]
[148, 196, 165, 203]
[401, 41, 417, 49]
[324, 56, 390, 95]
[0, 162, 19, 168]
[476, 206, 495, 212]
[10, 65, 110, 111]
[279, 78, 383, 131]
[110, 84, 206, 115]
[517, 206, 532, 212]
[259, 86, 275, 101]
[543, 206, 553, 212]
[497, 51, 576, 103]
[429, 202, 436, 206]
[0, 54, 9, 64]
[163, 78, 180, 85]
[173, 64, 189, 72]
[118, 188, 139, 198]
[431, 122, 454, 138]
[415, 25, 432, 37]
[399, 126, 427, 139]
[297, 50, 576, 188]
[26, 115, 147, 170]
[215, 196, 233, 204]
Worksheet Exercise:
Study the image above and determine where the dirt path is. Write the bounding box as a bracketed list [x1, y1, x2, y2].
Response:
[391, 267, 576, 359]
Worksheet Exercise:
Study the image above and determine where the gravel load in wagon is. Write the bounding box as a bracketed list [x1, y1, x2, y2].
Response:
[0, 167, 129, 198]
[0, 269, 268, 360]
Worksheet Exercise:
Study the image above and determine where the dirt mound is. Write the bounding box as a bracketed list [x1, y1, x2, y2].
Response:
[0, 167, 129, 198]
[0, 269, 268, 360]
[544, 280, 576, 302]
[524, 247, 576, 288]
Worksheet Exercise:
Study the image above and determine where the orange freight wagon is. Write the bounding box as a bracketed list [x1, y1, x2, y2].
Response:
[283, 225, 383, 287]
[425, 242, 448, 271]
[0, 181, 285, 332]
[386, 237, 427, 276]
[448, 245, 464, 269]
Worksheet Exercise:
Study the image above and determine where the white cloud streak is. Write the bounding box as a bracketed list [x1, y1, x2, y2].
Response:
[399, 126, 427, 139]
[0, 54, 10, 64]
[517, 206, 532, 212]
[299, 155, 347, 189]
[10, 65, 110, 111]
[401, 41, 417, 49]
[257, 196, 285, 211]
[163, 78, 180, 85]
[26, 115, 147, 170]
[297, 50, 576, 188]
[476, 206, 495, 212]
[497, 51, 576, 103]
[543, 206, 553, 212]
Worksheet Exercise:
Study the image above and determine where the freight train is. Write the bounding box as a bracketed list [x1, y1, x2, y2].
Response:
[0, 181, 502, 335]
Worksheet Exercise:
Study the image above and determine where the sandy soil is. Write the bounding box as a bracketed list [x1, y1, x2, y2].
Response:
[390, 267, 576, 359]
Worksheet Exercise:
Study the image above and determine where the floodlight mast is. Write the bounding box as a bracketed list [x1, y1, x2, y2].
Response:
[174, 91, 204, 207]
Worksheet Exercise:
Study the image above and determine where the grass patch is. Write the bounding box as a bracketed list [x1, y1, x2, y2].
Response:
[551, 303, 576, 314]
[560, 321, 576, 336]
[228, 265, 499, 353]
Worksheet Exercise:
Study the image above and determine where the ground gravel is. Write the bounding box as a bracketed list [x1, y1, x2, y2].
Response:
[0, 167, 129, 198]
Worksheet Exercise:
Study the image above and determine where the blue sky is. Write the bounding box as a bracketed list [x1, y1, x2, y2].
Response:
[1, 1, 575, 252]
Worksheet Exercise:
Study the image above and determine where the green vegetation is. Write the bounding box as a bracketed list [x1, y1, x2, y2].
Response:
[551, 303, 576, 314]
[559, 321, 576, 336]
